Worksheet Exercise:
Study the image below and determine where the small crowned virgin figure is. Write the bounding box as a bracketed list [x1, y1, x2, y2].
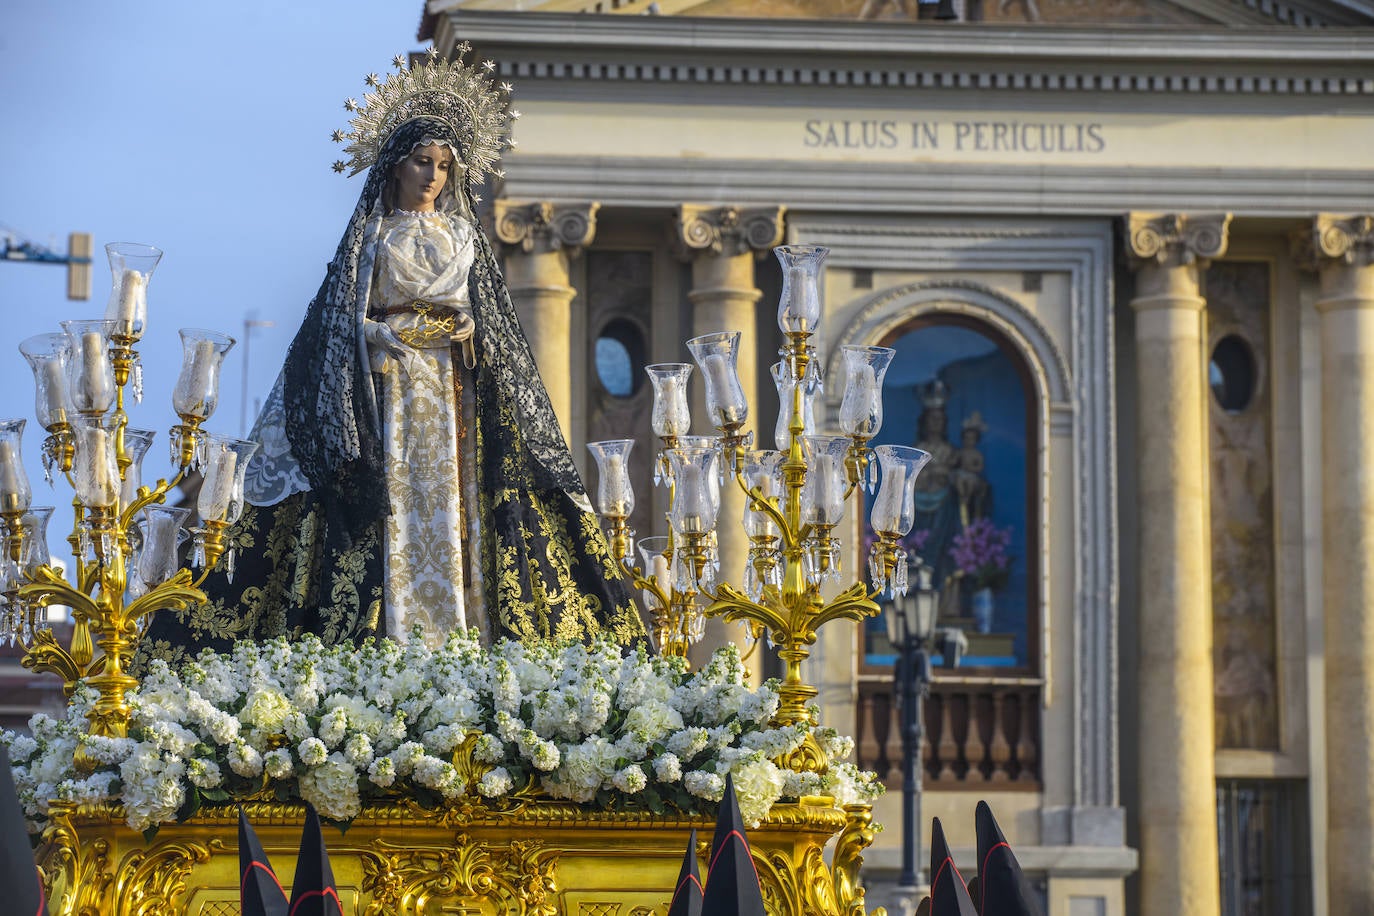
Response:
[139, 49, 646, 669]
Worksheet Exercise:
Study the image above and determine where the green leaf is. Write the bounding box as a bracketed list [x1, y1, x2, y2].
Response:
[201, 787, 231, 802]
[142, 824, 161, 844]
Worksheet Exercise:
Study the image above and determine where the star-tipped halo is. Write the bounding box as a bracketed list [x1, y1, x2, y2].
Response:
[333, 51, 514, 184]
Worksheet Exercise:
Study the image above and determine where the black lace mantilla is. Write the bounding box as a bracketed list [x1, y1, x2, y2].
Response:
[280, 117, 583, 540]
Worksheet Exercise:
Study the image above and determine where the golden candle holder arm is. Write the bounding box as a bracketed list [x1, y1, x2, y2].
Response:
[117, 469, 188, 532]
[123, 568, 206, 630]
[21, 627, 91, 694]
[17, 566, 103, 694]
[733, 475, 801, 553]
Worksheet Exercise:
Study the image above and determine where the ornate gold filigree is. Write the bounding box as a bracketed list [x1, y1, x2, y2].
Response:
[110, 836, 219, 915]
[833, 804, 886, 916]
[359, 834, 561, 916]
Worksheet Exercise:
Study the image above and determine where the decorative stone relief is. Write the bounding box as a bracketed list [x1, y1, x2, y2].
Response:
[494, 201, 600, 257]
[1125, 212, 1231, 269]
[670, 205, 784, 260]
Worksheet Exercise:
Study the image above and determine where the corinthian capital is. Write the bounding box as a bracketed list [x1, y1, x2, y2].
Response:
[671, 204, 785, 261]
[1125, 212, 1231, 270]
[494, 201, 600, 258]
[1295, 214, 1374, 271]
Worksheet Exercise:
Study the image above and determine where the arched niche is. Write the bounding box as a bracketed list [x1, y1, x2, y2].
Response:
[826, 280, 1072, 676]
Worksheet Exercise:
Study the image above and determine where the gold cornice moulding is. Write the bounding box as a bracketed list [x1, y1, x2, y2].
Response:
[37, 799, 881, 916]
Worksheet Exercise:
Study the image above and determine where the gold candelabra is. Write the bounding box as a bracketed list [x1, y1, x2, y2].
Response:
[588, 244, 931, 774]
[3, 242, 256, 769]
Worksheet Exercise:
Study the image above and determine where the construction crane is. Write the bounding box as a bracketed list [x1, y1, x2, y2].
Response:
[1, 229, 93, 300]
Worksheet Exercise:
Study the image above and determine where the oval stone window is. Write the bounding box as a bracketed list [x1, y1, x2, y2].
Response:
[595, 319, 645, 399]
[1209, 334, 1256, 414]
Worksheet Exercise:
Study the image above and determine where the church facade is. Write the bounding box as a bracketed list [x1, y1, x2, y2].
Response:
[422, 0, 1374, 912]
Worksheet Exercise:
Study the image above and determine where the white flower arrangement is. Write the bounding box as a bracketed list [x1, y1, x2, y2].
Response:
[2, 632, 882, 834]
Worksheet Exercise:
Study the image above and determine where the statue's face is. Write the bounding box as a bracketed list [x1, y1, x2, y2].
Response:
[392, 143, 454, 212]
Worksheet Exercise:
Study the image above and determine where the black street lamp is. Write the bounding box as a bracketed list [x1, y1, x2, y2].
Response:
[884, 561, 941, 894]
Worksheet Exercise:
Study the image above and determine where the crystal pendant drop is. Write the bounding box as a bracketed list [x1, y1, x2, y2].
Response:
[168, 430, 180, 467]
[685, 606, 706, 642]
[225, 547, 236, 584]
[866, 458, 879, 495]
[696, 560, 716, 594]
[132, 355, 144, 403]
[745, 562, 762, 602]
[802, 542, 820, 583]
[893, 557, 909, 597]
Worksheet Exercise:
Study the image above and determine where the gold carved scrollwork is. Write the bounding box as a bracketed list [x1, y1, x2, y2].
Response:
[360, 834, 561, 916]
[111, 837, 219, 916]
[671, 204, 785, 260]
[37, 804, 217, 916]
[833, 804, 886, 916]
[494, 200, 600, 258]
[38, 805, 114, 916]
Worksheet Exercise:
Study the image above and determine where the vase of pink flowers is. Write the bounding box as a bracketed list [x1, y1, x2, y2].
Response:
[950, 518, 1013, 634]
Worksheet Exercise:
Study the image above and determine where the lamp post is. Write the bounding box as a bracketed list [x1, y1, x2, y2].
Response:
[885, 560, 940, 897]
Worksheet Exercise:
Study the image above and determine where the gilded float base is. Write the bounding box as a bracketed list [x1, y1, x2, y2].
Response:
[39, 798, 883, 916]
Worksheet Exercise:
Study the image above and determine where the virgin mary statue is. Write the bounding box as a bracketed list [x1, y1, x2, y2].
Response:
[140, 51, 645, 668]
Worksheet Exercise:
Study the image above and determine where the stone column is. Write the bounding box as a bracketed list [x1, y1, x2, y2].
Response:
[494, 200, 600, 444]
[1299, 215, 1374, 914]
[1125, 212, 1230, 916]
[672, 204, 785, 675]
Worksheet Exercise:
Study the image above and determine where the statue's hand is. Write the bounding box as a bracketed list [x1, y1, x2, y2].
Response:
[364, 319, 418, 374]
[449, 310, 475, 343]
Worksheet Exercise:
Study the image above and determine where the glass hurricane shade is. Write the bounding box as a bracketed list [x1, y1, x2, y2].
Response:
[870, 445, 933, 537]
[103, 242, 163, 340]
[119, 428, 157, 511]
[637, 535, 671, 606]
[666, 445, 721, 535]
[19, 334, 74, 430]
[587, 439, 635, 517]
[134, 506, 191, 596]
[838, 345, 896, 439]
[70, 416, 120, 508]
[60, 319, 118, 415]
[17, 507, 54, 579]
[800, 436, 850, 526]
[646, 364, 693, 438]
[775, 245, 828, 335]
[197, 435, 259, 524]
[172, 329, 236, 422]
[0, 420, 32, 515]
[741, 449, 784, 538]
[686, 332, 748, 429]
[771, 361, 818, 450]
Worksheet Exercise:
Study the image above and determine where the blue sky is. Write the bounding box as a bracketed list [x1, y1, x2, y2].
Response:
[0, 2, 425, 544]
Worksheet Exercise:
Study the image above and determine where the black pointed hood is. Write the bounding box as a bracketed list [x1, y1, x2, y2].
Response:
[287, 804, 343, 916]
[667, 827, 704, 916]
[700, 774, 767, 916]
[929, 817, 977, 916]
[0, 746, 44, 916]
[975, 800, 1041, 916]
[238, 808, 288, 916]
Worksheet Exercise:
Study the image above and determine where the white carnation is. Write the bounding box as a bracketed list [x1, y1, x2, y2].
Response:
[477, 767, 513, 798]
[298, 737, 328, 767]
[264, 749, 295, 779]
